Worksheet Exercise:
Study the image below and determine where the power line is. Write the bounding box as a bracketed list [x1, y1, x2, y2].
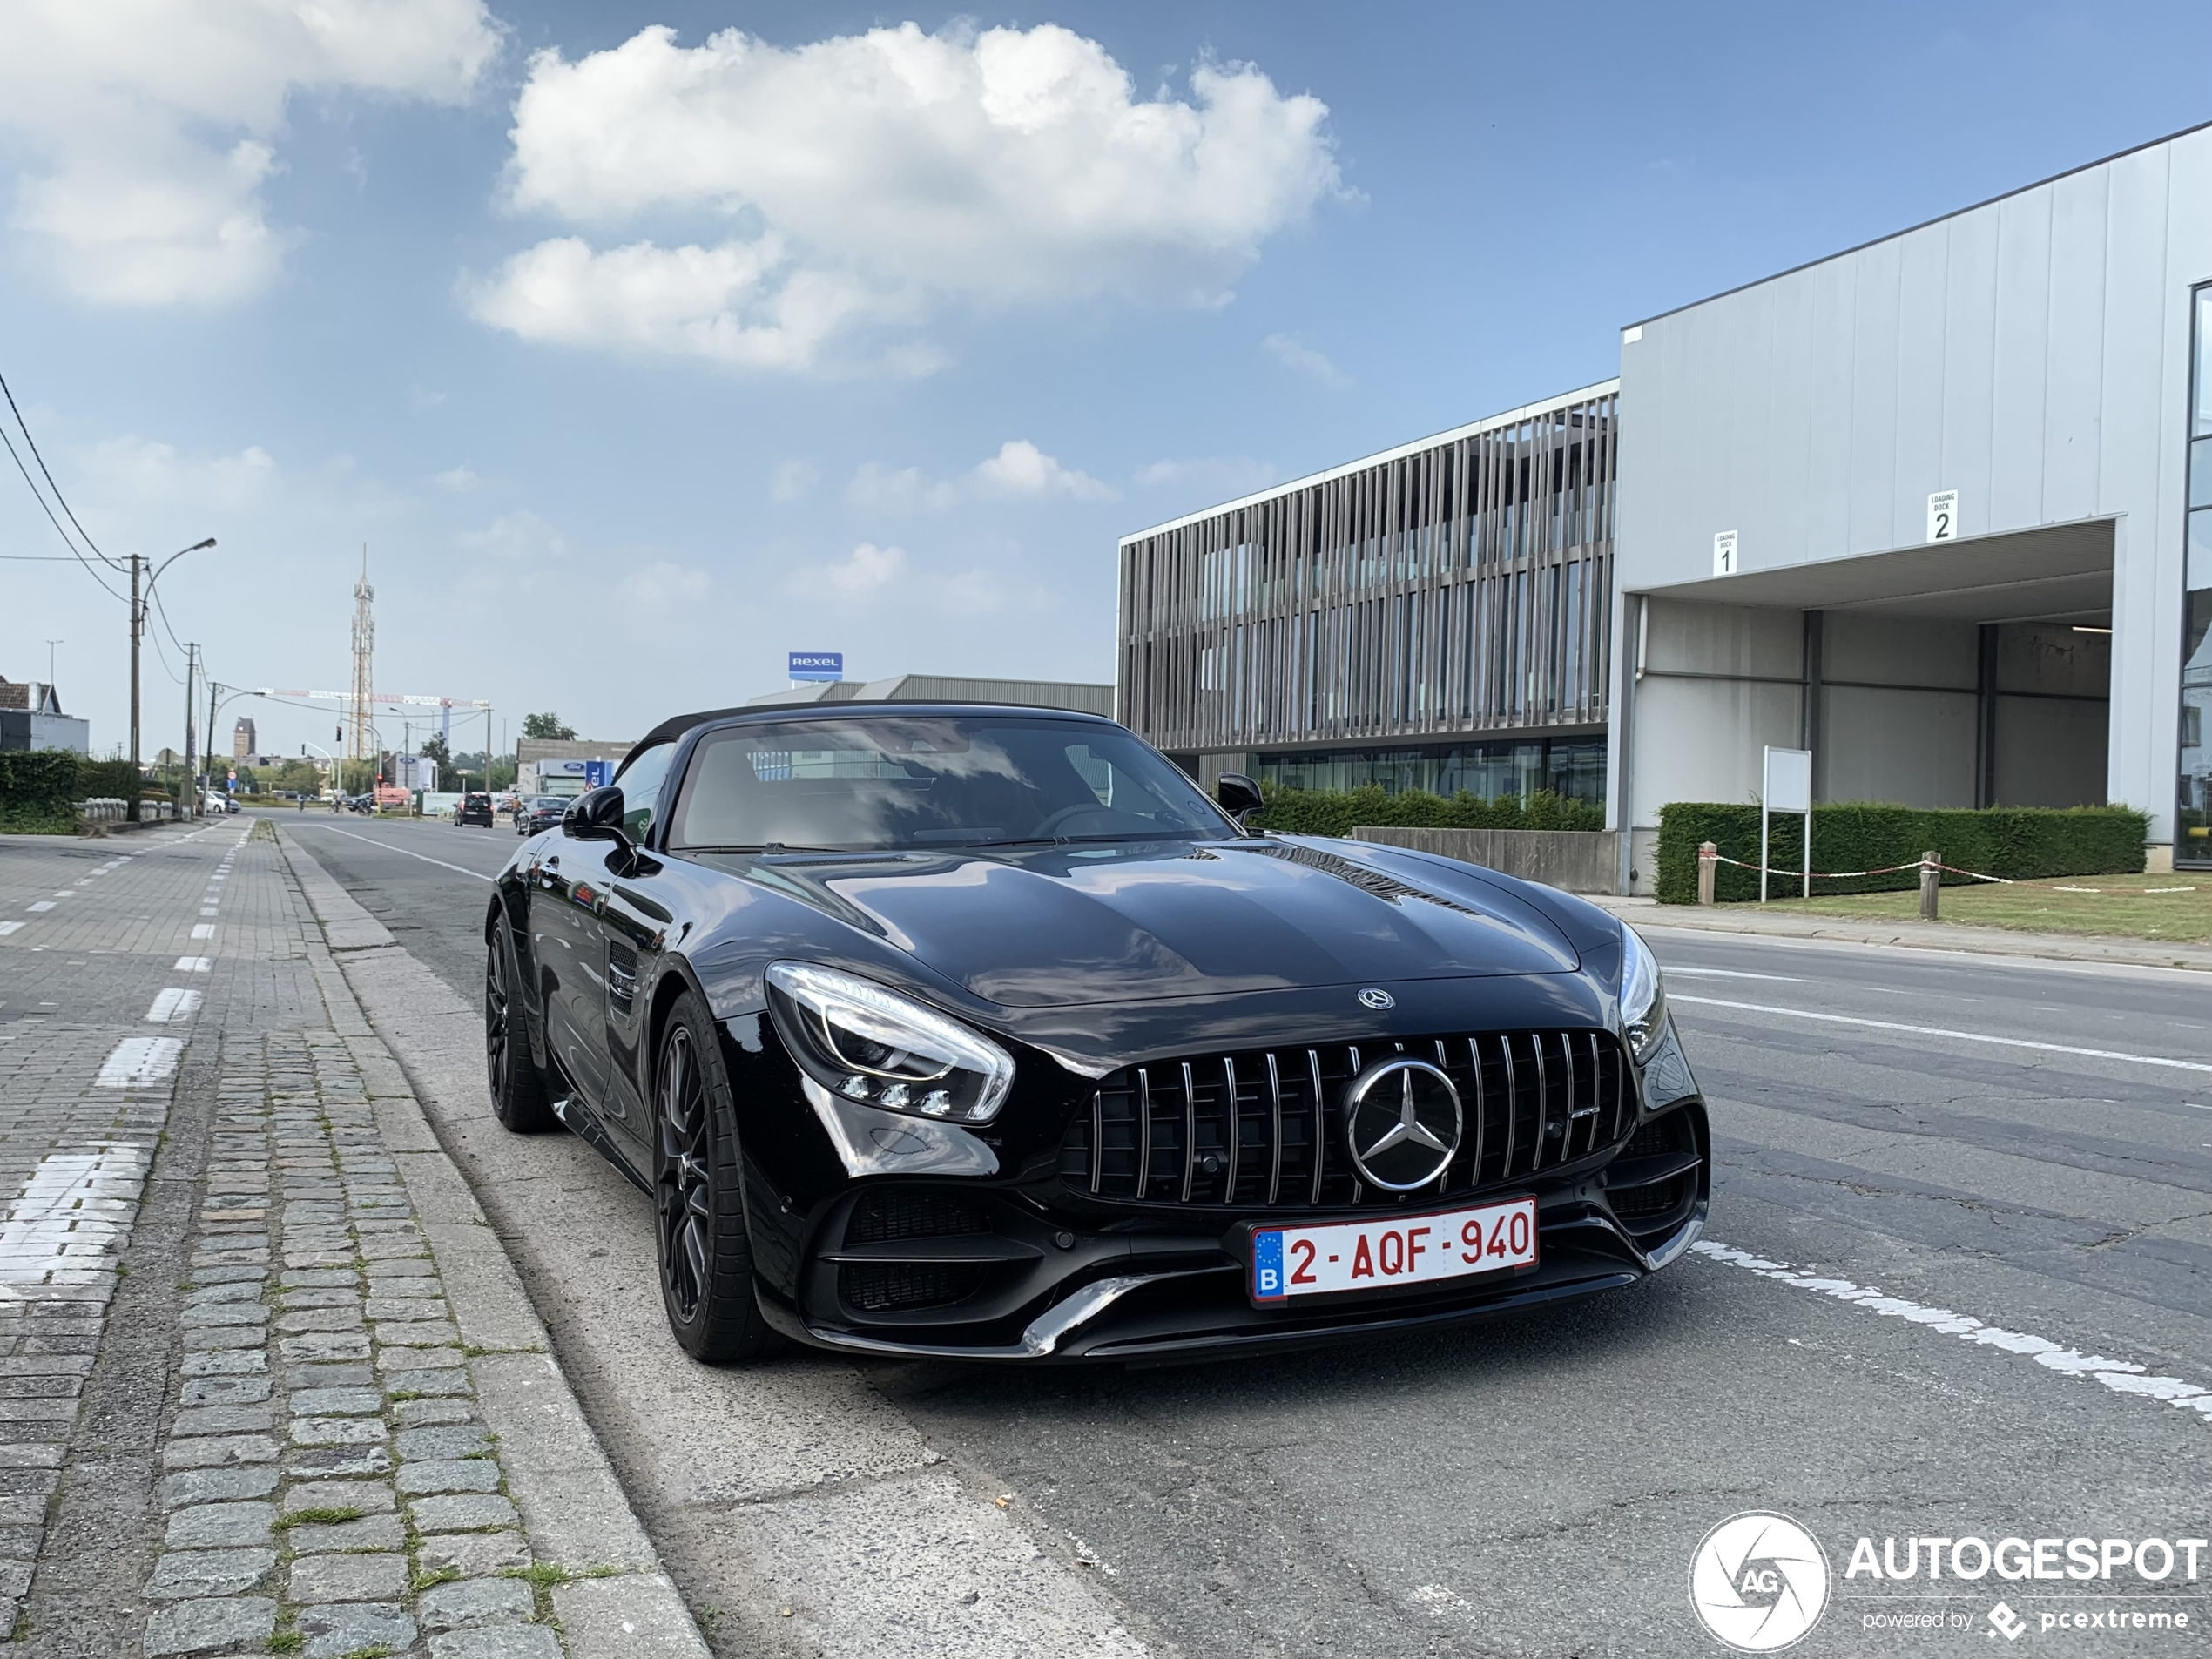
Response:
[0, 368, 123, 570]
[0, 417, 125, 603]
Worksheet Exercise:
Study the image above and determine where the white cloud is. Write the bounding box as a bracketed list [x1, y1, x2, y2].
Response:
[0, 0, 500, 305]
[458, 509, 565, 562]
[462, 235, 931, 374]
[79, 436, 278, 511]
[619, 560, 712, 607]
[434, 465, 481, 493]
[847, 439, 1116, 512]
[472, 22, 1341, 371]
[971, 440, 1116, 502]
[822, 543, 907, 595]
[1261, 332, 1350, 387]
[771, 458, 819, 502]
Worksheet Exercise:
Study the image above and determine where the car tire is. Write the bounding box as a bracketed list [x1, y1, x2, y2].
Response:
[484, 923, 557, 1133]
[654, 991, 776, 1364]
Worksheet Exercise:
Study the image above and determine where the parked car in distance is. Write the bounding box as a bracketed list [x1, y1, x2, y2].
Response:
[515, 796, 567, 836]
[456, 792, 496, 827]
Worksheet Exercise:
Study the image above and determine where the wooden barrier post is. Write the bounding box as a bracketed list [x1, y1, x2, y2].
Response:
[1919, 850, 1940, 921]
[1696, 842, 1718, 906]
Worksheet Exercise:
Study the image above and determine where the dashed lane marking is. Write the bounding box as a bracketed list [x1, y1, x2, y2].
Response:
[1669, 995, 2212, 1076]
[190, 924, 215, 940]
[173, 955, 211, 972]
[145, 988, 202, 1023]
[0, 923, 20, 937]
[94, 1036, 183, 1089]
[1693, 1240, 2212, 1426]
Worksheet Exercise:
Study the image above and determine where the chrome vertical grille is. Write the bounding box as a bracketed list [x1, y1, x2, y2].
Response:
[1058, 1028, 1633, 1211]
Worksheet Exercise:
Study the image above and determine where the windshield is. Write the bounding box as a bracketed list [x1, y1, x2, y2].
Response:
[668, 715, 1234, 853]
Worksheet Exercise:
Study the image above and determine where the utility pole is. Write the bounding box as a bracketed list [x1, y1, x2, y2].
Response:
[348, 546, 374, 793]
[128, 555, 143, 821]
[183, 644, 199, 819]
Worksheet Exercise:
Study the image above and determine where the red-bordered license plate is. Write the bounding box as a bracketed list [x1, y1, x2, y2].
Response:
[1248, 1196, 1538, 1304]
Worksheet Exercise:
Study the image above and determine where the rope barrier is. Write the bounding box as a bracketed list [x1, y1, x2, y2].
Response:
[1699, 849, 2195, 894]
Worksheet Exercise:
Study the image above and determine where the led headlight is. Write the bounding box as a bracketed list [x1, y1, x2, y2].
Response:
[765, 961, 1015, 1125]
[1619, 923, 1669, 1065]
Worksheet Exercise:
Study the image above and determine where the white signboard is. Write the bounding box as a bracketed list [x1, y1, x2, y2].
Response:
[1927, 489, 1959, 543]
[1713, 530, 1738, 577]
[1760, 745, 1813, 904]
[1763, 745, 1811, 813]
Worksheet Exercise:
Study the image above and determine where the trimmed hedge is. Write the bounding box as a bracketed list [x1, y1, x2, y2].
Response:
[1655, 801, 2149, 905]
[1251, 783, 1604, 838]
[0, 751, 84, 834]
[80, 759, 141, 801]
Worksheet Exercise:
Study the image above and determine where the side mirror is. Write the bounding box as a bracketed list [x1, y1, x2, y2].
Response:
[562, 786, 631, 846]
[1215, 772, 1263, 826]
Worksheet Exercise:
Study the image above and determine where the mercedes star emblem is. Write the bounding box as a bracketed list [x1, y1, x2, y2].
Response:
[1343, 1057, 1462, 1191]
[1357, 987, 1395, 1010]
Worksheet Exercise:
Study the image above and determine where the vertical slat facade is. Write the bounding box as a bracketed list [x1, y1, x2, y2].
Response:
[1116, 384, 1617, 759]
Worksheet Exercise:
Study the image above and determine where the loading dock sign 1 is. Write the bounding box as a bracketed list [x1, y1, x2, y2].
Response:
[1713, 530, 1738, 577]
[1928, 489, 1959, 543]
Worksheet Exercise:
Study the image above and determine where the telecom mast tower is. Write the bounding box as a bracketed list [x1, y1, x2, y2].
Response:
[347, 547, 375, 773]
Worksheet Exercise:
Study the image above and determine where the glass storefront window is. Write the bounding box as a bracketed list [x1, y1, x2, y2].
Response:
[1252, 737, 1608, 806]
[2179, 287, 2212, 865]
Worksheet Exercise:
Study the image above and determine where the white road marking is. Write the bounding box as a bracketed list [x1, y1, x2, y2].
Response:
[199, 908, 219, 918]
[296, 823, 496, 882]
[1661, 967, 1810, 982]
[96, 1036, 183, 1089]
[190, 924, 215, 940]
[146, 988, 202, 1023]
[174, 956, 212, 972]
[1693, 1240, 2212, 1424]
[1669, 995, 2212, 1076]
[0, 923, 20, 937]
[25, 903, 52, 913]
[0, 1144, 152, 1283]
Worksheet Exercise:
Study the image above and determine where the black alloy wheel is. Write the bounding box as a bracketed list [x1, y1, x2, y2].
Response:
[485, 925, 556, 1133]
[655, 991, 774, 1363]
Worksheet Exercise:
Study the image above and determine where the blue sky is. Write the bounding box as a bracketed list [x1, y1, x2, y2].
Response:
[4, 1, 2211, 761]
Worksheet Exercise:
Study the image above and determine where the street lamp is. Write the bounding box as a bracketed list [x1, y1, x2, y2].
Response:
[130, 537, 215, 820]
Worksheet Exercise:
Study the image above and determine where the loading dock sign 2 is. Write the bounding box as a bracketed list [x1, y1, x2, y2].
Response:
[1928, 490, 1959, 543]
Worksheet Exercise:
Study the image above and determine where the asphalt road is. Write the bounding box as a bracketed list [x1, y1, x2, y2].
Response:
[286, 813, 2212, 1658]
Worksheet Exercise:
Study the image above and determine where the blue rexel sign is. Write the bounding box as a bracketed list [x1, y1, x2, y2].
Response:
[583, 760, 613, 788]
[789, 651, 843, 682]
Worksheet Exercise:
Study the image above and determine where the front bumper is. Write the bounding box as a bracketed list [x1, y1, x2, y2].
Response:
[720, 1004, 1711, 1365]
[761, 1203, 1701, 1364]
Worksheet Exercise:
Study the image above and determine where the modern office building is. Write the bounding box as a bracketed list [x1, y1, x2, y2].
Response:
[1121, 120, 2212, 881]
[1116, 382, 1618, 804]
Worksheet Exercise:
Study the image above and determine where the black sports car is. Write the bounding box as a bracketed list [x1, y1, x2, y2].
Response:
[484, 703, 1707, 1365]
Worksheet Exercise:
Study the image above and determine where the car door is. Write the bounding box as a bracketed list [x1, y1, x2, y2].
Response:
[526, 831, 613, 1109]
[580, 741, 682, 1158]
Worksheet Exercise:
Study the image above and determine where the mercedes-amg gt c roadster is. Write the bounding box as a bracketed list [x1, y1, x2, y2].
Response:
[483, 702, 1707, 1364]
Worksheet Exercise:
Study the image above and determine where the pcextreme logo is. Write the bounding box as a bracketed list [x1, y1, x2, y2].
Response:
[1689, 1512, 1831, 1652]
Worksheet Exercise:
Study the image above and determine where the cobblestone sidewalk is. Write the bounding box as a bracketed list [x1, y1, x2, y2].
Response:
[1, 819, 691, 1658]
[148, 1022, 556, 1659]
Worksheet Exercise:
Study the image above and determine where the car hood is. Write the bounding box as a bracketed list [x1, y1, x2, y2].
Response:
[716, 835, 1581, 1008]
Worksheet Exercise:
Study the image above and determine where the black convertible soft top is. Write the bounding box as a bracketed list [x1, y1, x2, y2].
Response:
[630, 699, 1116, 755]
